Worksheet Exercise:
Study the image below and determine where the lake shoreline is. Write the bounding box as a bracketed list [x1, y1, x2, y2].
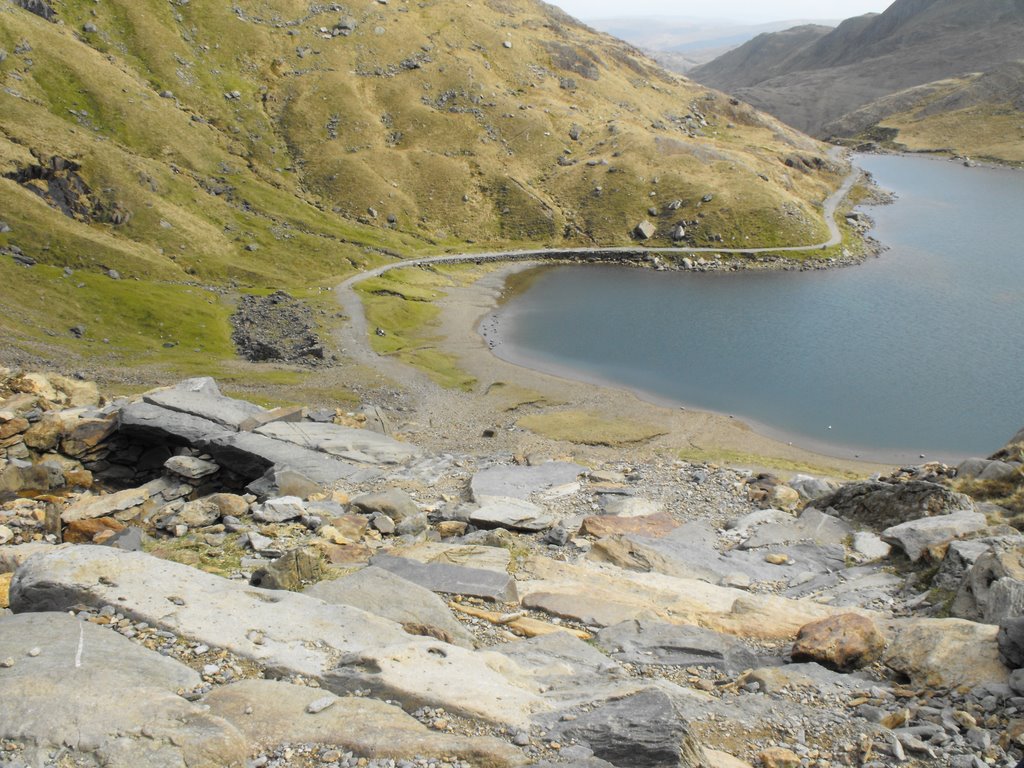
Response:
[431, 260, 895, 477]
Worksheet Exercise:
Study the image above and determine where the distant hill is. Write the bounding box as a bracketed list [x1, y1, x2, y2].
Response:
[0, 0, 842, 372]
[586, 17, 839, 72]
[690, 0, 1024, 162]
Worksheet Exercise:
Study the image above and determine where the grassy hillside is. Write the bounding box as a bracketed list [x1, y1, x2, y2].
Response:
[827, 63, 1024, 165]
[0, 0, 844, 381]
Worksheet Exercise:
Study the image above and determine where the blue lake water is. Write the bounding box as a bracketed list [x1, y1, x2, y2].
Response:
[489, 154, 1024, 463]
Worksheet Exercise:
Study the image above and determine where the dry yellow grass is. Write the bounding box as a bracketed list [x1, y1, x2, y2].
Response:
[518, 409, 668, 446]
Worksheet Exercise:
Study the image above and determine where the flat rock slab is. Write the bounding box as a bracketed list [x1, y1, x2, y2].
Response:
[599, 496, 662, 518]
[10, 547, 543, 728]
[61, 476, 189, 523]
[596, 619, 761, 673]
[740, 508, 852, 550]
[519, 556, 842, 640]
[143, 377, 266, 430]
[372, 552, 518, 603]
[386, 541, 512, 572]
[10, 546, 408, 679]
[0, 612, 246, 767]
[493, 632, 661, 711]
[256, 421, 419, 464]
[303, 566, 475, 647]
[882, 512, 989, 561]
[589, 523, 843, 587]
[471, 462, 586, 502]
[471, 497, 559, 532]
[204, 679, 526, 767]
[582, 513, 680, 539]
[121, 403, 380, 485]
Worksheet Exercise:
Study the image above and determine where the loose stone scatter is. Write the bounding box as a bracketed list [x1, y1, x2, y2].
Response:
[1, 369, 1023, 767]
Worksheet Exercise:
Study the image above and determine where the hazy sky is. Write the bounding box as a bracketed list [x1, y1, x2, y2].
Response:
[553, 0, 894, 23]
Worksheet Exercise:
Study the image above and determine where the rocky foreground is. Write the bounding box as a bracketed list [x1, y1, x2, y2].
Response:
[1, 371, 1023, 768]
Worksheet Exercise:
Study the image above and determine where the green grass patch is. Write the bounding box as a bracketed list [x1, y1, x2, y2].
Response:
[484, 382, 563, 412]
[518, 410, 667, 446]
[0, 260, 234, 364]
[146, 534, 246, 577]
[678, 446, 860, 479]
[356, 266, 479, 391]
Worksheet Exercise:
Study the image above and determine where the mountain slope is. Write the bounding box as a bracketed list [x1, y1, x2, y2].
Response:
[0, 0, 843, 375]
[690, 0, 1024, 147]
[827, 61, 1024, 163]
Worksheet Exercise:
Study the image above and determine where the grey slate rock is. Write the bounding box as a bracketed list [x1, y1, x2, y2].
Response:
[470, 497, 559, 532]
[371, 553, 518, 602]
[164, 454, 220, 479]
[789, 475, 840, 502]
[471, 462, 585, 502]
[143, 377, 266, 430]
[203, 679, 524, 766]
[999, 615, 1024, 668]
[9, 541, 543, 730]
[252, 496, 306, 523]
[591, 522, 845, 587]
[596, 619, 761, 673]
[0, 612, 246, 767]
[350, 489, 420, 521]
[739, 507, 852, 550]
[255, 421, 418, 464]
[14, 0, 56, 21]
[104, 526, 144, 552]
[304, 566, 475, 648]
[548, 688, 707, 768]
[208, 430, 380, 485]
[881, 512, 988, 562]
[815, 480, 975, 529]
[122, 402, 379, 486]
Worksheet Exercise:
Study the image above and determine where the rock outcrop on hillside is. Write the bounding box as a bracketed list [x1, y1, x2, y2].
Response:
[2, 370, 1024, 767]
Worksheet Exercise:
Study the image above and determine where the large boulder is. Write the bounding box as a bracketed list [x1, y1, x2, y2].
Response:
[518, 555, 841, 641]
[951, 544, 1024, 623]
[998, 616, 1024, 668]
[880, 511, 988, 562]
[547, 688, 707, 768]
[791, 614, 887, 671]
[350, 488, 421, 521]
[883, 618, 1009, 689]
[470, 497, 559, 532]
[814, 480, 974, 529]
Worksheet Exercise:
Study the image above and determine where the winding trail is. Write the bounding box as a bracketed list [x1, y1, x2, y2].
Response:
[334, 166, 861, 369]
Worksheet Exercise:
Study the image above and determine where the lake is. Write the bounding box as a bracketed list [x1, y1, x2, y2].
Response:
[488, 154, 1024, 463]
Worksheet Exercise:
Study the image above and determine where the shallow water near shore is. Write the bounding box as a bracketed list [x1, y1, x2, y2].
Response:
[488, 154, 1024, 463]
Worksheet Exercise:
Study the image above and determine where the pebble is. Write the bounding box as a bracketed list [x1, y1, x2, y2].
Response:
[307, 696, 337, 714]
